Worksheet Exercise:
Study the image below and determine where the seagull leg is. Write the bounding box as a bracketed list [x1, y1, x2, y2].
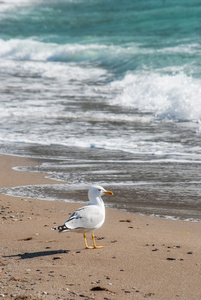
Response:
[91, 233, 104, 249]
[83, 233, 93, 249]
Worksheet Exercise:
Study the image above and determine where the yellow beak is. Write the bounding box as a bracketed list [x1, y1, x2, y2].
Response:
[104, 190, 113, 195]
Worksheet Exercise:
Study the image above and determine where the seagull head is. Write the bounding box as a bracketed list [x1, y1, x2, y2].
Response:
[88, 185, 113, 203]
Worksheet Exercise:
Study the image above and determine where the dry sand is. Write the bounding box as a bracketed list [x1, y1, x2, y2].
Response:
[0, 153, 201, 300]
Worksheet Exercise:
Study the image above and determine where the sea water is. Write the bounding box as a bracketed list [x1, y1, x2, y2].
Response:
[1, 0, 201, 220]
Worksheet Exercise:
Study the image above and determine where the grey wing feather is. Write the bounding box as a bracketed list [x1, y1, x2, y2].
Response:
[64, 205, 103, 230]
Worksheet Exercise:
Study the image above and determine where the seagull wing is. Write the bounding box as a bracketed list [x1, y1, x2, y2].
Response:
[64, 205, 104, 231]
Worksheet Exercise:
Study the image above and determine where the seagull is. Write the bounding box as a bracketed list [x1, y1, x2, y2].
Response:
[52, 185, 113, 249]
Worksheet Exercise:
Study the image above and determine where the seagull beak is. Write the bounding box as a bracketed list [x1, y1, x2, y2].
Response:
[104, 190, 113, 195]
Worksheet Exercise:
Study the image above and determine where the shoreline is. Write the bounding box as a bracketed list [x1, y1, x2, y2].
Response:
[1, 153, 201, 299]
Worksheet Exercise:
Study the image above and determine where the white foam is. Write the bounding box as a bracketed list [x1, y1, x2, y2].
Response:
[158, 42, 201, 55]
[111, 72, 201, 121]
[0, 38, 109, 61]
[0, 0, 37, 13]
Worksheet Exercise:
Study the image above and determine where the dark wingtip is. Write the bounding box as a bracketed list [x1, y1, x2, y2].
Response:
[51, 224, 68, 232]
[51, 226, 58, 231]
[58, 224, 68, 232]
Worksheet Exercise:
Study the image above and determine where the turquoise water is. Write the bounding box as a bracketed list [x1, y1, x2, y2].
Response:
[2, 1, 201, 42]
[1, 0, 201, 76]
[1, 0, 201, 220]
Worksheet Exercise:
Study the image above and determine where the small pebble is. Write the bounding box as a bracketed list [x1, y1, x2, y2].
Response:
[119, 219, 131, 223]
[111, 240, 117, 243]
[42, 291, 48, 295]
[70, 291, 78, 295]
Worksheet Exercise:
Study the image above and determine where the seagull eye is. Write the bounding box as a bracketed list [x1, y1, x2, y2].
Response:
[98, 189, 101, 191]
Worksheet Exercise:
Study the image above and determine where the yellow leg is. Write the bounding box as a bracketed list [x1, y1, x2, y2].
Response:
[83, 233, 93, 249]
[91, 233, 104, 249]
[83, 233, 104, 249]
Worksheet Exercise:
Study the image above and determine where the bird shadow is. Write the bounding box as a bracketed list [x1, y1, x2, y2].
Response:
[3, 249, 70, 260]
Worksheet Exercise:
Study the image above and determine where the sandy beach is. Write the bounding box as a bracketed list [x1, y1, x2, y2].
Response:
[0, 154, 201, 300]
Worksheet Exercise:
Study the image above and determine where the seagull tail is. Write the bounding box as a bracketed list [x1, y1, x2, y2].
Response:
[51, 224, 69, 233]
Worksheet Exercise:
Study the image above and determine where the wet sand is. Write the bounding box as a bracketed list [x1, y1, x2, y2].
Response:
[0, 153, 201, 299]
